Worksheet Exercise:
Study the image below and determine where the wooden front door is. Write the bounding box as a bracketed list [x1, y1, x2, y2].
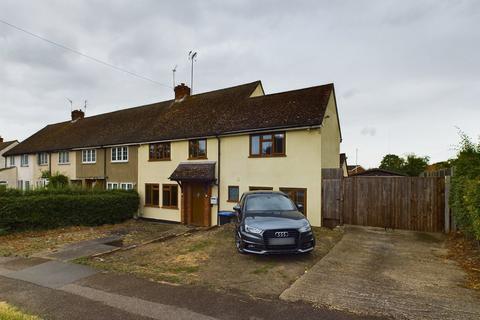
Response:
[186, 183, 211, 227]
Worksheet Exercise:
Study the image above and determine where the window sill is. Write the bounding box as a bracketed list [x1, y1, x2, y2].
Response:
[248, 154, 286, 158]
[20, 165, 29, 168]
[111, 161, 129, 164]
[58, 163, 70, 165]
[38, 164, 48, 166]
[148, 159, 171, 162]
[188, 157, 208, 160]
[227, 200, 239, 203]
[162, 206, 179, 210]
[144, 205, 160, 208]
[82, 162, 96, 165]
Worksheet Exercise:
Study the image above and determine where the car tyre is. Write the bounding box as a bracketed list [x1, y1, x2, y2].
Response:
[235, 232, 246, 254]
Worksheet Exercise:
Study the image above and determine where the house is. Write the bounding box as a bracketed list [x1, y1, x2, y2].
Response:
[4, 80, 342, 227]
[347, 164, 365, 176]
[350, 168, 406, 177]
[0, 137, 19, 188]
[340, 153, 348, 177]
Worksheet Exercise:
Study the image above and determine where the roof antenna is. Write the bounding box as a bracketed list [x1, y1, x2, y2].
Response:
[66, 98, 73, 112]
[84, 100, 88, 114]
[172, 65, 177, 88]
[188, 51, 198, 93]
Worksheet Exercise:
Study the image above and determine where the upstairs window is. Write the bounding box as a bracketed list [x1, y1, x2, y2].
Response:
[111, 146, 128, 162]
[21, 154, 28, 167]
[250, 132, 285, 157]
[82, 149, 96, 164]
[58, 151, 69, 164]
[9, 156, 15, 167]
[120, 183, 134, 190]
[149, 142, 171, 161]
[107, 182, 119, 190]
[189, 139, 207, 159]
[38, 152, 48, 165]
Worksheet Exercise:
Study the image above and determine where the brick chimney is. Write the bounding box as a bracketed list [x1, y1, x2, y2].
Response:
[0, 136, 3, 143]
[71, 109, 85, 122]
[174, 83, 191, 101]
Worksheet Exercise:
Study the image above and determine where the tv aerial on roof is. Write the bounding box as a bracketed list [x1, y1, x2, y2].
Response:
[188, 51, 198, 93]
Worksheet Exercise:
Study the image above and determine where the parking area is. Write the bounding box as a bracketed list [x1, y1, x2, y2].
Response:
[281, 225, 480, 320]
[78, 223, 343, 298]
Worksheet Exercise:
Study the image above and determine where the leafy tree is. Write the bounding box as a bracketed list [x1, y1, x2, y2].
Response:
[41, 171, 70, 189]
[402, 154, 430, 176]
[379, 154, 405, 172]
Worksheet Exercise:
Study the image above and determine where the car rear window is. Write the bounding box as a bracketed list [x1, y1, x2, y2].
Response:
[245, 194, 296, 211]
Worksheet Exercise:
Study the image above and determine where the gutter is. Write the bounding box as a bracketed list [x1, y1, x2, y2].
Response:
[216, 135, 221, 225]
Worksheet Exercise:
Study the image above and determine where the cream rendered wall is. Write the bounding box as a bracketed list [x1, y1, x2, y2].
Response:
[16, 154, 34, 188]
[320, 93, 341, 168]
[219, 129, 323, 226]
[138, 138, 219, 223]
[50, 151, 77, 180]
[249, 83, 265, 97]
[0, 167, 17, 188]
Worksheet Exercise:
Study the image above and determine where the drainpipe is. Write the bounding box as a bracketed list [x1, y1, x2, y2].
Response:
[103, 147, 107, 189]
[216, 135, 221, 226]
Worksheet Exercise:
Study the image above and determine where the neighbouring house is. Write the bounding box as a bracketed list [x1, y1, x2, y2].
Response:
[340, 153, 348, 177]
[4, 80, 342, 227]
[0, 137, 19, 188]
[350, 168, 407, 177]
[347, 164, 365, 176]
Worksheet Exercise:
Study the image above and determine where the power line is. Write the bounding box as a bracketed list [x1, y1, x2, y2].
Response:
[0, 18, 172, 88]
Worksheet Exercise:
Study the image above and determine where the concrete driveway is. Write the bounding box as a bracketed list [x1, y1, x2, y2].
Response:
[281, 225, 480, 320]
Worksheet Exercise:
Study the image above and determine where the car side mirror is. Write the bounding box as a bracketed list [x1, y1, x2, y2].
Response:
[296, 203, 304, 211]
[233, 204, 241, 212]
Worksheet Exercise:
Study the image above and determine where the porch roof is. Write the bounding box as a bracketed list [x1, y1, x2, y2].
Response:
[169, 162, 216, 182]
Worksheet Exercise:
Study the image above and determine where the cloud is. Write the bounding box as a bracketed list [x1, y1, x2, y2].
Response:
[0, 0, 479, 168]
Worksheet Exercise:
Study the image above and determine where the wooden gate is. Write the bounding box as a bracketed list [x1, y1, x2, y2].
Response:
[321, 169, 343, 228]
[323, 175, 446, 232]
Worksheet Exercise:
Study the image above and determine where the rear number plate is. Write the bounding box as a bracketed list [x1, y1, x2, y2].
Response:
[268, 237, 295, 245]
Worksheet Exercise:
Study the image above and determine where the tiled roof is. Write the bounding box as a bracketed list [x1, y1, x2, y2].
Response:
[0, 140, 17, 152]
[5, 81, 335, 156]
[169, 162, 216, 182]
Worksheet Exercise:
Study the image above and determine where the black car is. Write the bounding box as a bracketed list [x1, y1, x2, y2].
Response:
[233, 191, 315, 255]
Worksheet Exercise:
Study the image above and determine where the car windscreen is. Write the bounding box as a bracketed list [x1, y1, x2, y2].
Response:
[244, 194, 296, 212]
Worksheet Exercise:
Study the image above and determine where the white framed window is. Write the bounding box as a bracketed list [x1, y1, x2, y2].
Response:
[107, 182, 119, 190]
[9, 156, 15, 167]
[120, 183, 134, 190]
[17, 180, 23, 190]
[38, 152, 48, 165]
[21, 154, 28, 167]
[111, 146, 128, 162]
[82, 149, 96, 164]
[58, 151, 70, 164]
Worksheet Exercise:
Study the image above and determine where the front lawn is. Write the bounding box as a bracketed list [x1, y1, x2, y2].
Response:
[0, 301, 41, 320]
[0, 220, 187, 257]
[78, 224, 343, 298]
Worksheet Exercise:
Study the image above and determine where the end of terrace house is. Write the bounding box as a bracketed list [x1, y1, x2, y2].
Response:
[3, 80, 342, 227]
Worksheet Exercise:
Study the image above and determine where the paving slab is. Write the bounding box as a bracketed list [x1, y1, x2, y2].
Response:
[45, 243, 118, 261]
[280, 225, 480, 320]
[0, 257, 50, 271]
[4, 260, 97, 289]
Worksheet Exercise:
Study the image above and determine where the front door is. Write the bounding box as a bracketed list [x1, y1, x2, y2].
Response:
[191, 183, 208, 226]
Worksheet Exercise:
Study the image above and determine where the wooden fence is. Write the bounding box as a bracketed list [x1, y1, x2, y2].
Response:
[322, 172, 446, 232]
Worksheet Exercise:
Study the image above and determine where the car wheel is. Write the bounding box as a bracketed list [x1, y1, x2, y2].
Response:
[235, 232, 246, 254]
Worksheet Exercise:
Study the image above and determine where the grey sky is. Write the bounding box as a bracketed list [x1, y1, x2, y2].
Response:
[1, 0, 479, 168]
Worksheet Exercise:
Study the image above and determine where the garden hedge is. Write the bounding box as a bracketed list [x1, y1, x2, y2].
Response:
[0, 190, 139, 231]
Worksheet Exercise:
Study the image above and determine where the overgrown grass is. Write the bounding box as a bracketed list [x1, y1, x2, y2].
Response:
[0, 302, 41, 320]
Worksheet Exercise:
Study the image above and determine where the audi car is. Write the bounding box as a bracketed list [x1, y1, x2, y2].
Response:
[233, 191, 315, 255]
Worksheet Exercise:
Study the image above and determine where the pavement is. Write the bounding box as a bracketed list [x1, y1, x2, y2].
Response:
[0, 239, 378, 320]
[280, 225, 480, 320]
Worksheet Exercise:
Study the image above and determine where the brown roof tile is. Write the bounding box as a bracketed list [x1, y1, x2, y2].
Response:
[5, 81, 334, 156]
[0, 140, 18, 152]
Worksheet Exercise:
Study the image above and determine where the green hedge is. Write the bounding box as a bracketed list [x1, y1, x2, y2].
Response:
[0, 190, 139, 231]
[450, 133, 480, 240]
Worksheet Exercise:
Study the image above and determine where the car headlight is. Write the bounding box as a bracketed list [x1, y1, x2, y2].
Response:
[244, 225, 263, 235]
[299, 222, 312, 233]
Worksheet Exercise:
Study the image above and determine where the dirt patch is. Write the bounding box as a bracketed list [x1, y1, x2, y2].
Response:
[79, 224, 343, 298]
[447, 232, 480, 290]
[0, 220, 187, 257]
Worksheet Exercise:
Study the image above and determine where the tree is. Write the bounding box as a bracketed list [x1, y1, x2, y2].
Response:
[379, 154, 405, 173]
[41, 171, 70, 189]
[402, 154, 430, 176]
[379, 153, 429, 176]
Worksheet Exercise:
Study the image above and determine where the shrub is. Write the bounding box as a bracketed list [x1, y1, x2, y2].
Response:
[0, 189, 139, 231]
[450, 132, 480, 240]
